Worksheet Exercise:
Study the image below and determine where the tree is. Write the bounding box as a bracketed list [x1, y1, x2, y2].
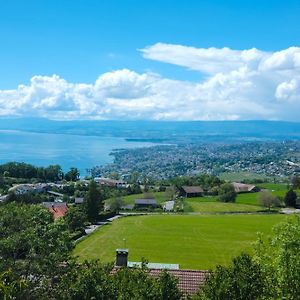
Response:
[44, 164, 63, 181]
[0, 203, 73, 297]
[85, 180, 102, 222]
[109, 172, 120, 180]
[284, 189, 297, 208]
[64, 167, 80, 181]
[0, 270, 28, 299]
[64, 206, 87, 232]
[0, 173, 5, 189]
[218, 183, 236, 202]
[254, 216, 300, 299]
[127, 183, 142, 194]
[164, 186, 176, 201]
[49, 261, 182, 300]
[109, 197, 125, 213]
[291, 175, 300, 189]
[257, 190, 280, 211]
[198, 253, 267, 300]
[156, 270, 182, 300]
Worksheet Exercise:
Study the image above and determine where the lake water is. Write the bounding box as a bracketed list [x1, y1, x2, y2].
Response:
[0, 130, 156, 176]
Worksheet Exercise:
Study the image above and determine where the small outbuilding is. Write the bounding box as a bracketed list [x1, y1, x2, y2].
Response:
[134, 199, 157, 209]
[181, 186, 204, 198]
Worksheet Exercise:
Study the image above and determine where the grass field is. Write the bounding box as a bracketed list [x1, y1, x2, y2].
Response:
[106, 183, 298, 213]
[184, 200, 263, 213]
[74, 214, 286, 269]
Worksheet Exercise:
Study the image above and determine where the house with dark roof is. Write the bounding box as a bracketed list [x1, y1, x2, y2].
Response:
[114, 249, 209, 296]
[134, 198, 157, 209]
[181, 186, 204, 198]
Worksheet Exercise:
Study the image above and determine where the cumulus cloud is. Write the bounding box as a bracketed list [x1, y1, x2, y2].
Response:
[0, 43, 300, 121]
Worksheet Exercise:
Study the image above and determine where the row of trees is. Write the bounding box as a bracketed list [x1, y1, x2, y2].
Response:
[258, 189, 298, 210]
[0, 162, 79, 182]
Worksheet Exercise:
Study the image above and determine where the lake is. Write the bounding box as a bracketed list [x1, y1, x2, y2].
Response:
[0, 130, 156, 176]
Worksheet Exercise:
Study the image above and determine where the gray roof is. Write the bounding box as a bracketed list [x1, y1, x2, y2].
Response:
[182, 186, 204, 194]
[135, 199, 157, 205]
[42, 202, 67, 208]
[75, 197, 84, 204]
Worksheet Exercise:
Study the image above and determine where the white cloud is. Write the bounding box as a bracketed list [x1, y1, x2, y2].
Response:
[0, 44, 300, 121]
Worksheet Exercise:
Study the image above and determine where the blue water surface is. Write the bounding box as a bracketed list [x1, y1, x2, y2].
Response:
[0, 130, 155, 176]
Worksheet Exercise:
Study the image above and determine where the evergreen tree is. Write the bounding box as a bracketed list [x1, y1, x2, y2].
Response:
[85, 180, 102, 222]
[284, 189, 297, 208]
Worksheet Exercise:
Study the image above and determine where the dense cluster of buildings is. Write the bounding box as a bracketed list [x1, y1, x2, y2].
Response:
[91, 141, 300, 180]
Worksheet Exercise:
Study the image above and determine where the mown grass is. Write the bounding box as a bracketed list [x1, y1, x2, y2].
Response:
[74, 214, 286, 269]
[107, 183, 299, 213]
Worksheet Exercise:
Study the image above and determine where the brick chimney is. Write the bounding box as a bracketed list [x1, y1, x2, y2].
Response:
[115, 249, 128, 267]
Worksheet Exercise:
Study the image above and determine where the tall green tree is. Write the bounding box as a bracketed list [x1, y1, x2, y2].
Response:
[0, 203, 73, 298]
[198, 253, 267, 300]
[64, 167, 80, 181]
[64, 206, 87, 232]
[284, 189, 297, 208]
[218, 183, 236, 203]
[85, 180, 102, 222]
[254, 216, 300, 300]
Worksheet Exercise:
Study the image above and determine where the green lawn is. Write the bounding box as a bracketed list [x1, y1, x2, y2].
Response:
[185, 200, 263, 213]
[184, 183, 300, 212]
[184, 194, 263, 212]
[257, 183, 288, 191]
[74, 214, 286, 269]
[236, 193, 260, 206]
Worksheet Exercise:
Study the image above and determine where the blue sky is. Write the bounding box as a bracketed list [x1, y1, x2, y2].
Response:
[0, 0, 300, 121]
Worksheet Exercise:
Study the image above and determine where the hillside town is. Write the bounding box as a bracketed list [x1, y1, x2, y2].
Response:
[91, 141, 300, 180]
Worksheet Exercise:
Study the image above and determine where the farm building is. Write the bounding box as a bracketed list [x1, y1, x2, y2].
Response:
[134, 198, 157, 209]
[181, 186, 204, 198]
[232, 182, 260, 193]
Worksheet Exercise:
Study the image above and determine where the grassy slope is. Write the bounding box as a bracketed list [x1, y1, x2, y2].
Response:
[108, 183, 299, 213]
[184, 194, 262, 212]
[74, 214, 286, 270]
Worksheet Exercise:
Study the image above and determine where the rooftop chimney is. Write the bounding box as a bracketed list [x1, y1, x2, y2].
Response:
[115, 248, 128, 267]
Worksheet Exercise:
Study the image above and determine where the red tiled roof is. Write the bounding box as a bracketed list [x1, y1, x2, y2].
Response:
[148, 269, 209, 295]
[112, 267, 209, 295]
[48, 204, 68, 219]
[232, 182, 258, 193]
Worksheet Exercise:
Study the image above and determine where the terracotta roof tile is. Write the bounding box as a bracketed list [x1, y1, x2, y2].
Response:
[112, 267, 209, 295]
[149, 269, 209, 295]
